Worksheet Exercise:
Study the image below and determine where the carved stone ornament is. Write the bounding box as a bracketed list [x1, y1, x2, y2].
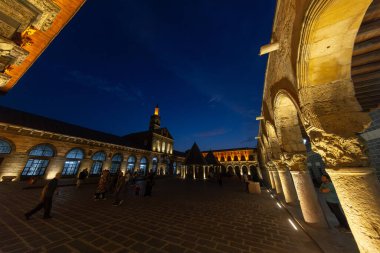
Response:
[281, 153, 307, 171]
[0, 72, 11, 87]
[26, 0, 60, 31]
[0, 37, 29, 66]
[307, 127, 369, 168]
[272, 160, 287, 171]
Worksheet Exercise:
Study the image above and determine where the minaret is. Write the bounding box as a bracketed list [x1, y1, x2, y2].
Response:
[149, 104, 161, 130]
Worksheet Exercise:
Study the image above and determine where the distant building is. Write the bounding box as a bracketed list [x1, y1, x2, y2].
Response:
[0, 105, 185, 182]
[180, 144, 261, 181]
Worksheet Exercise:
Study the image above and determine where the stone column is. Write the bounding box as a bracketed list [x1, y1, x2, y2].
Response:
[272, 170, 283, 194]
[326, 167, 380, 253]
[268, 170, 276, 190]
[278, 166, 298, 205]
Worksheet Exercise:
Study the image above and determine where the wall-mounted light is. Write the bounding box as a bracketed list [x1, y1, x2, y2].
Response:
[288, 219, 298, 231]
[256, 116, 264, 120]
[259, 42, 279, 55]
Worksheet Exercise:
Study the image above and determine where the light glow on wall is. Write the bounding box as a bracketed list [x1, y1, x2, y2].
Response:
[288, 219, 298, 231]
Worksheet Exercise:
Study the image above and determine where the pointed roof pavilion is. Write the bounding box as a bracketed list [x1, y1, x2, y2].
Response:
[185, 143, 207, 165]
[205, 151, 220, 165]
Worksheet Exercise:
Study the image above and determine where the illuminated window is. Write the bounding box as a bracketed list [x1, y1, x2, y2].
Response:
[162, 142, 166, 153]
[152, 157, 158, 173]
[127, 156, 136, 172]
[21, 144, 54, 178]
[139, 157, 148, 175]
[110, 153, 123, 174]
[0, 139, 11, 154]
[90, 151, 106, 175]
[62, 148, 84, 176]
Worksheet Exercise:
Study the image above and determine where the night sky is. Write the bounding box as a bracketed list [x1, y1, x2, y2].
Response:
[0, 0, 275, 152]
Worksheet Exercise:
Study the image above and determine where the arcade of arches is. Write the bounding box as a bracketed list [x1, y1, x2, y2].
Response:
[257, 0, 380, 252]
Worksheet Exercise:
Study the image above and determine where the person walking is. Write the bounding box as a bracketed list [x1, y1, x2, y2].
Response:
[94, 170, 108, 200]
[76, 168, 88, 189]
[243, 173, 249, 193]
[320, 175, 350, 230]
[25, 173, 61, 220]
[113, 171, 126, 206]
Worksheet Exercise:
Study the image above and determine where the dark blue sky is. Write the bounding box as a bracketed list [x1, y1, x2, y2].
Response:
[0, 0, 275, 152]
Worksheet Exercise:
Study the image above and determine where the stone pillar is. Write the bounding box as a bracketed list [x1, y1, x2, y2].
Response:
[193, 166, 195, 180]
[257, 166, 263, 180]
[272, 170, 283, 194]
[46, 157, 65, 179]
[278, 168, 298, 204]
[290, 169, 327, 227]
[268, 170, 276, 189]
[326, 167, 380, 253]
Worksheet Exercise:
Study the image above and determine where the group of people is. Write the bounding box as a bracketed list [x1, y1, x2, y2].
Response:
[24, 169, 156, 219]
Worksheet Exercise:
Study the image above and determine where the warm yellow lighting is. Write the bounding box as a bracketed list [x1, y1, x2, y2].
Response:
[259, 42, 279, 55]
[154, 105, 159, 116]
[256, 116, 264, 120]
[288, 219, 298, 231]
[276, 202, 282, 208]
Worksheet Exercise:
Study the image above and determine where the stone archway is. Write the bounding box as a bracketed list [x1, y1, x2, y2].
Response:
[274, 91, 327, 227]
[297, 1, 380, 250]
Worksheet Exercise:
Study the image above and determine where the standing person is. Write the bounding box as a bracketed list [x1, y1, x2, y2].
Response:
[144, 173, 155, 197]
[217, 173, 223, 187]
[113, 171, 126, 206]
[94, 170, 108, 200]
[25, 173, 61, 219]
[243, 173, 249, 193]
[76, 168, 88, 189]
[320, 175, 350, 230]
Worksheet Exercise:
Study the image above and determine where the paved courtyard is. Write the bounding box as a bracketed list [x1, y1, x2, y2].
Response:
[0, 177, 322, 253]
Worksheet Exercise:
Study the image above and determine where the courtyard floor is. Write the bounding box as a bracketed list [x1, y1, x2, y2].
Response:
[0, 177, 323, 253]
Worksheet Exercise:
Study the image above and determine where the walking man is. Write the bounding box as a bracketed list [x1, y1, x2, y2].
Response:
[25, 173, 61, 220]
[320, 175, 350, 230]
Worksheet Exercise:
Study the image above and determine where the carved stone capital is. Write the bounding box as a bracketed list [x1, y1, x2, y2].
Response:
[307, 127, 368, 168]
[26, 0, 61, 31]
[0, 73, 11, 87]
[281, 153, 307, 171]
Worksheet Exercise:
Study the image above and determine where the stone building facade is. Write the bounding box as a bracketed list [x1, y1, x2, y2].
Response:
[201, 148, 261, 180]
[256, 0, 380, 252]
[0, 0, 85, 93]
[0, 105, 185, 183]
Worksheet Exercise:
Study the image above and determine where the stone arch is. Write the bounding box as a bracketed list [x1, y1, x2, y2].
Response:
[273, 90, 306, 155]
[297, 0, 371, 138]
[265, 121, 282, 160]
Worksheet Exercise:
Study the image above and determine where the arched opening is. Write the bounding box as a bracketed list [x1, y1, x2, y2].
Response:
[90, 151, 106, 176]
[227, 156, 231, 161]
[242, 166, 248, 175]
[152, 157, 158, 173]
[139, 157, 148, 176]
[221, 156, 225, 162]
[173, 161, 177, 175]
[241, 155, 246, 161]
[249, 165, 259, 182]
[233, 155, 239, 161]
[127, 155, 136, 173]
[266, 122, 282, 160]
[110, 153, 123, 174]
[234, 166, 240, 176]
[21, 144, 55, 179]
[62, 148, 84, 177]
[227, 166, 233, 175]
[0, 139, 12, 169]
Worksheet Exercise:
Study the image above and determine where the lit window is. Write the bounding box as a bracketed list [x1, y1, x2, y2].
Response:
[127, 156, 136, 172]
[62, 148, 84, 176]
[139, 157, 148, 175]
[90, 151, 106, 175]
[21, 144, 54, 178]
[110, 153, 123, 174]
[0, 139, 11, 154]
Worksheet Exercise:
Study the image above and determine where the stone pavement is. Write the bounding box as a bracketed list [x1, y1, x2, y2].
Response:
[0, 177, 322, 253]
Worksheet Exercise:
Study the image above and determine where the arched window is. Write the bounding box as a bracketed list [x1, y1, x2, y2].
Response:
[249, 155, 254, 161]
[110, 153, 123, 174]
[162, 142, 166, 153]
[152, 157, 158, 173]
[227, 156, 231, 162]
[62, 148, 84, 177]
[221, 157, 225, 162]
[127, 156, 136, 172]
[90, 151, 106, 176]
[0, 139, 11, 154]
[241, 155, 246, 161]
[233, 155, 239, 161]
[21, 144, 54, 178]
[139, 157, 148, 175]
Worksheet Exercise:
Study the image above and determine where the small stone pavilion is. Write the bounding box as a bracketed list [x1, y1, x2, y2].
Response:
[182, 143, 222, 180]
